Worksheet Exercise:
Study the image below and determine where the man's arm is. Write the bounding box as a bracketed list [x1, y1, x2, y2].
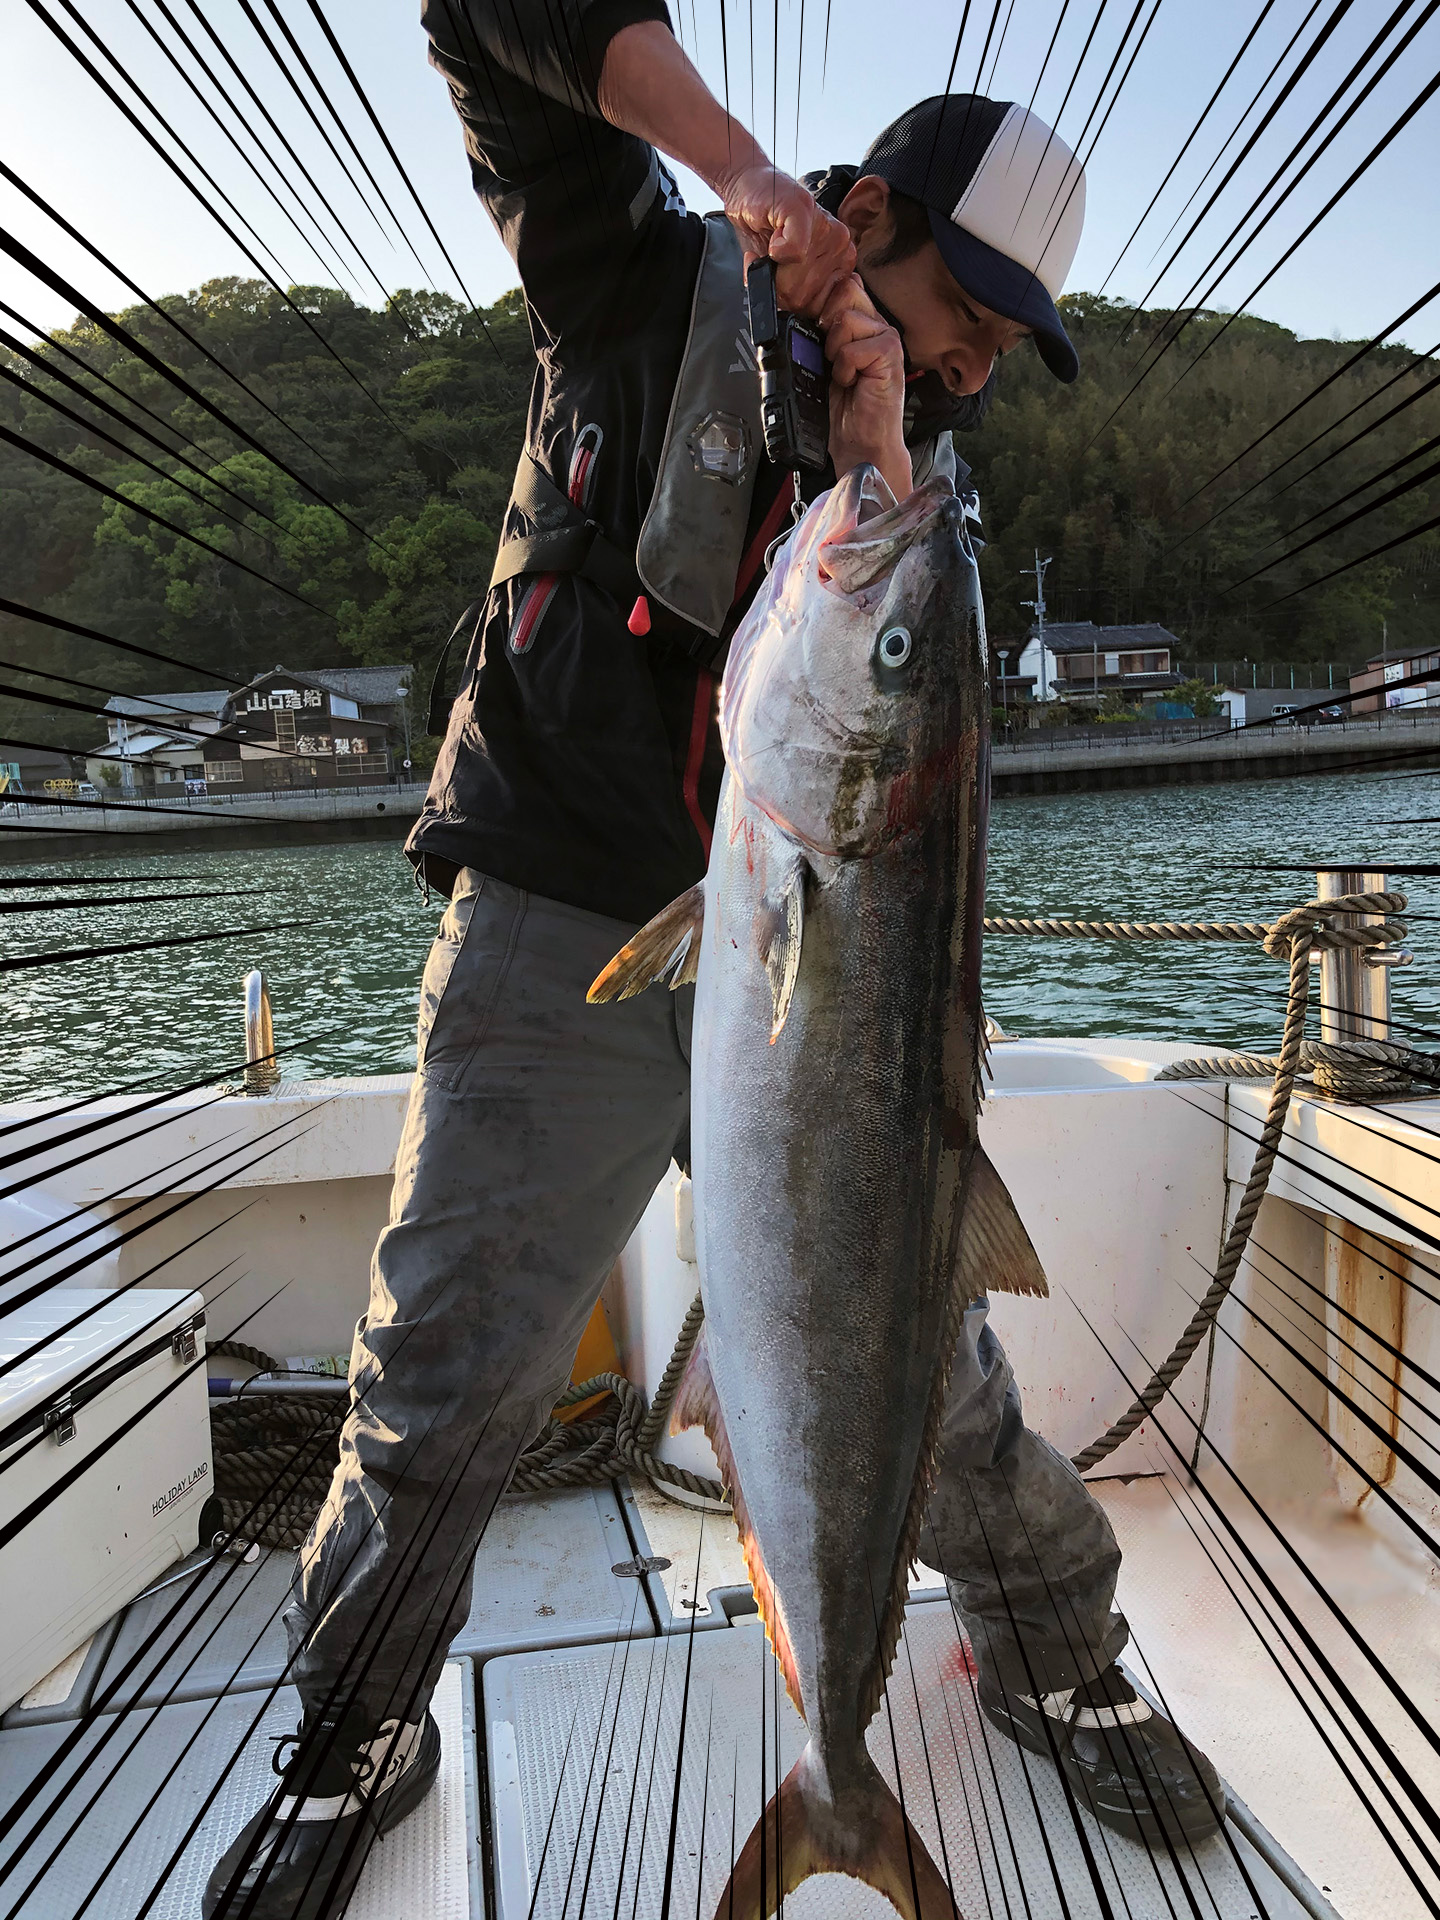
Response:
[597, 21, 912, 498]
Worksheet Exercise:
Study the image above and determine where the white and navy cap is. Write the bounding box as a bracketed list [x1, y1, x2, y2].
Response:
[861, 95, 1086, 382]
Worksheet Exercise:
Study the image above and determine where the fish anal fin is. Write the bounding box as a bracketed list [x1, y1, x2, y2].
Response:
[671, 1331, 803, 1714]
[587, 884, 704, 1004]
[713, 1742, 955, 1920]
[957, 1144, 1049, 1302]
[753, 855, 805, 1042]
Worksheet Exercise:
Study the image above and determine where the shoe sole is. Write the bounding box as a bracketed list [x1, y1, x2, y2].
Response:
[979, 1689, 1225, 1850]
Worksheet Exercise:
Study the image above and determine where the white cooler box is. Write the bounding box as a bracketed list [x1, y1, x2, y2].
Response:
[0, 1287, 212, 1715]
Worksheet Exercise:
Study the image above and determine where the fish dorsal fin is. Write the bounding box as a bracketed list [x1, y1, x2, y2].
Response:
[753, 855, 806, 1042]
[671, 1329, 804, 1715]
[956, 1144, 1049, 1302]
[587, 883, 705, 1003]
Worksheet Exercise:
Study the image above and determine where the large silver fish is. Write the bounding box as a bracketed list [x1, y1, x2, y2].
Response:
[590, 466, 1047, 1920]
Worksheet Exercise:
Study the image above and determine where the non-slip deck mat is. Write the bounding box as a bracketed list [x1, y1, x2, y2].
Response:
[0, 1658, 475, 1919]
[95, 1486, 649, 1712]
[450, 1485, 653, 1660]
[95, 1547, 293, 1710]
[484, 1602, 1316, 1920]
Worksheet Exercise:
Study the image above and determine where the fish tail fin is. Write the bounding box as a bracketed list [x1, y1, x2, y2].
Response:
[586, 883, 705, 1003]
[957, 1145, 1049, 1301]
[713, 1743, 957, 1920]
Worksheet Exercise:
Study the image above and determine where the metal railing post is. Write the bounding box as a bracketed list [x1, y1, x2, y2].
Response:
[1315, 868, 1390, 1044]
[243, 969, 280, 1094]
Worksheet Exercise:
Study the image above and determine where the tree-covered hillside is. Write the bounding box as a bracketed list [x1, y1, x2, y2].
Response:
[1, 277, 1435, 753]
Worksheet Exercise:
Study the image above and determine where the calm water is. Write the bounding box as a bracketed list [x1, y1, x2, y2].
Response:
[2, 771, 1437, 1100]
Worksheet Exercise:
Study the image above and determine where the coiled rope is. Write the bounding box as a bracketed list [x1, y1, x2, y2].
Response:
[208, 1294, 720, 1552]
[983, 891, 1433, 1471]
[211, 891, 1427, 1543]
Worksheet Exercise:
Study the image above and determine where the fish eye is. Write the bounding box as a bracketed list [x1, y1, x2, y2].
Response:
[876, 626, 912, 669]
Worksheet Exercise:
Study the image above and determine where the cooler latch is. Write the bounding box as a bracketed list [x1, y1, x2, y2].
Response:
[44, 1396, 76, 1445]
[172, 1309, 206, 1366]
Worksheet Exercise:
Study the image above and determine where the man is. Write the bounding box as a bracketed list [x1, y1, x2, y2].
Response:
[205, 8, 1223, 1915]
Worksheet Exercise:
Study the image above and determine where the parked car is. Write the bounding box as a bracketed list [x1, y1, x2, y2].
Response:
[1298, 704, 1346, 726]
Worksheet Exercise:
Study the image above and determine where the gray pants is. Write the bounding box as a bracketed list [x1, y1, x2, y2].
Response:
[285, 872, 1127, 1724]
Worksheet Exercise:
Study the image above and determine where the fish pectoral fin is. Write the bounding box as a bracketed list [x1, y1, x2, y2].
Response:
[957, 1144, 1050, 1300]
[753, 855, 806, 1042]
[586, 884, 705, 1003]
[671, 1330, 803, 1714]
[714, 1743, 954, 1920]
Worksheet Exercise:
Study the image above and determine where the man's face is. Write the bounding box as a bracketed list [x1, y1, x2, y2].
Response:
[840, 177, 1033, 397]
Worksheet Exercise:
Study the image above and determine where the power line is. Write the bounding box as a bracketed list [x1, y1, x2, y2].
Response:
[1169, 339, 1440, 550]
[1255, 430, 1440, 553]
[0, 165, 332, 469]
[1154, 0, 1430, 341]
[0, 297, 195, 457]
[1167, 279, 1440, 501]
[1174, 65, 1440, 385]
[257, 0, 458, 290]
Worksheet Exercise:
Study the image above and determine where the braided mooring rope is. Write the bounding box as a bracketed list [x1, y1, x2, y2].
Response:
[1046, 890, 1431, 1471]
[208, 1294, 720, 1552]
[211, 892, 1425, 1541]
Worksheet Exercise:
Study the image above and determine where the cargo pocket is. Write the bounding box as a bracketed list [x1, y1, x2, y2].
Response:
[416, 876, 527, 1093]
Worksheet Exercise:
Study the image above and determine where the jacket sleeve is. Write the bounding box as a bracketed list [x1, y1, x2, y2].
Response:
[422, 0, 678, 335]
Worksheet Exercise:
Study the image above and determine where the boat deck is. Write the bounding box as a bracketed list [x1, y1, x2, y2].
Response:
[4, 1471, 1429, 1920]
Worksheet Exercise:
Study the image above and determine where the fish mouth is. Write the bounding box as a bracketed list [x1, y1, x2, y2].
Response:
[817, 472, 958, 596]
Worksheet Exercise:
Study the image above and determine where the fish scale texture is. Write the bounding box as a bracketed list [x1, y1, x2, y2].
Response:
[485, 1606, 1304, 1920]
[0, 1661, 473, 1918]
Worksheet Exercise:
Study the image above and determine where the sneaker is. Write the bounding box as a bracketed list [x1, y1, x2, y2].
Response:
[978, 1663, 1225, 1849]
[202, 1703, 441, 1918]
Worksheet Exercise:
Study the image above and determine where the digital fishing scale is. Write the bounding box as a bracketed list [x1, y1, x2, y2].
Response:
[746, 258, 831, 473]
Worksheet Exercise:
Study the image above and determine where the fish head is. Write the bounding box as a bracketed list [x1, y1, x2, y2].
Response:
[720, 465, 986, 858]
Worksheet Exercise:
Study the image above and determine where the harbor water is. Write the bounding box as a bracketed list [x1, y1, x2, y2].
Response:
[1, 769, 1437, 1101]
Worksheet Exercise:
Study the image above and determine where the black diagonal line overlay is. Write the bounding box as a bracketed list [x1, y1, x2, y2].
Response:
[0, 424, 328, 611]
[609, 1637, 661, 1920]
[119, 0, 362, 292]
[1152, 1473, 1440, 1912]
[575, 1587, 647, 1918]
[0, 1110, 321, 1340]
[0, 350, 287, 539]
[928, 1524, 1075, 1920]
[0, 889, 259, 916]
[34, 0, 405, 436]
[0, 671, 288, 758]
[0, 182, 357, 496]
[628, 1623, 678, 1920]
[0, 920, 313, 978]
[1072, 1295, 1440, 1831]
[4, 1317, 522, 1907]
[0, 597, 243, 687]
[930, 1652, 1009, 1920]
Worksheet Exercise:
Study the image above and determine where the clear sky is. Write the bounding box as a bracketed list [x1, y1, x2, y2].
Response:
[1, 0, 1437, 353]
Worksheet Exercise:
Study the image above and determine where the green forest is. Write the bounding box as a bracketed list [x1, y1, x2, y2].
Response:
[1, 274, 1435, 753]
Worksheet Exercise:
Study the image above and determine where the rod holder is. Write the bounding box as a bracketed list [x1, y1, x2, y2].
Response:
[242, 969, 280, 1095]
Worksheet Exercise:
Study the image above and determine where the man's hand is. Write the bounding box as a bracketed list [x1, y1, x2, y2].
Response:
[820, 275, 912, 502]
[720, 164, 855, 318]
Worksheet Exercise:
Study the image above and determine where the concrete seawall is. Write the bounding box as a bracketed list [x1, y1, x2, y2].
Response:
[0, 784, 426, 863]
[992, 714, 1440, 796]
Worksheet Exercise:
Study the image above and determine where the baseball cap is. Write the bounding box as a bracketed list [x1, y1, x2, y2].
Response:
[860, 95, 1086, 382]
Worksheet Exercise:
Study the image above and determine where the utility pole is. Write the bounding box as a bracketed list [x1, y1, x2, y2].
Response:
[1019, 552, 1053, 700]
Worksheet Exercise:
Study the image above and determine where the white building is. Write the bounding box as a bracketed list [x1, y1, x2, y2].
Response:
[1015, 621, 1184, 705]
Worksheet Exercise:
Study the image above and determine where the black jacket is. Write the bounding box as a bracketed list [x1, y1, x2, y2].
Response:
[410, 0, 961, 926]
